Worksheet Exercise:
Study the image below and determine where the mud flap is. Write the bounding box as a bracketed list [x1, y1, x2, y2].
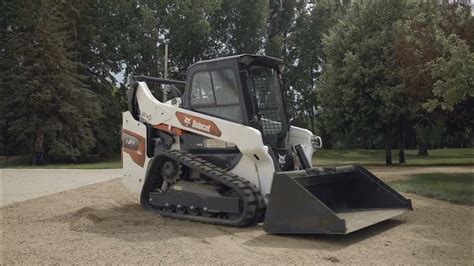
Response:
[263, 166, 412, 234]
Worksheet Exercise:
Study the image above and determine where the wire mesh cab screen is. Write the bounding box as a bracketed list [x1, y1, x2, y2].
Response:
[247, 66, 287, 147]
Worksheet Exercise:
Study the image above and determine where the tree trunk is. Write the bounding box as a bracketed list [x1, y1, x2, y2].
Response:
[309, 107, 315, 133]
[418, 143, 429, 156]
[362, 132, 369, 149]
[309, 68, 316, 134]
[416, 126, 430, 156]
[384, 129, 392, 165]
[398, 121, 406, 164]
[33, 128, 45, 165]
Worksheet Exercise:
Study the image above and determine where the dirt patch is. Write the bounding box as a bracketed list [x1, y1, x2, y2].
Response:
[324, 256, 341, 263]
[1, 175, 473, 264]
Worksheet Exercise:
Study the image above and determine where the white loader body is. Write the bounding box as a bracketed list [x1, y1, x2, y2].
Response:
[122, 81, 315, 202]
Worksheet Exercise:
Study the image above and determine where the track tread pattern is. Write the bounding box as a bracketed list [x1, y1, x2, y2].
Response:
[143, 150, 265, 227]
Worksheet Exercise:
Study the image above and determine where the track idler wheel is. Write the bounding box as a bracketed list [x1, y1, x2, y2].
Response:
[162, 203, 175, 213]
[187, 206, 200, 216]
[175, 205, 187, 214]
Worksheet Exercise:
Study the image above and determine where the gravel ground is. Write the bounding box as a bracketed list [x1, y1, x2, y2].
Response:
[1, 168, 473, 264]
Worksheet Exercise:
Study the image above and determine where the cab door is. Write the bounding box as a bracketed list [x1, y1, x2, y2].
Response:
[181, 64, 246, 169]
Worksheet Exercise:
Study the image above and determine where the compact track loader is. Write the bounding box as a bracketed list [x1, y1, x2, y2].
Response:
[122, 54, 412, 234]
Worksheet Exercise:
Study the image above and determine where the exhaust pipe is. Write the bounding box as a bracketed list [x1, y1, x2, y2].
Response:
[263, 166, 412, 234]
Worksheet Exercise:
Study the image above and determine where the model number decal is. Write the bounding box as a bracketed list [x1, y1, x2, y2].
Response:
[123, 133, 139, 150]
[122, 129, 146, 167]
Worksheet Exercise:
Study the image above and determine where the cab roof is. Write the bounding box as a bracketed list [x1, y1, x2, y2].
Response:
[189, 54, 285, 73]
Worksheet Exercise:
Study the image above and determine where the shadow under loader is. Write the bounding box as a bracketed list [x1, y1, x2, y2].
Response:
[264, 165, 412, 234]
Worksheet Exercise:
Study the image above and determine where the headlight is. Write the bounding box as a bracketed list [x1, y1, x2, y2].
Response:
[311, 135, 322, 149]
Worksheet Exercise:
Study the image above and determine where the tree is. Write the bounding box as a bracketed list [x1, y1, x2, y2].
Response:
[265, 0, 300, 58]
[62, 0, 208, 156]
[320, 0, 410, 165]
[426, 34, 474, 112]
[208, 0, 268, 56]
[394, 1, 473, 156]
[2, 0, 101, 163]
[65, 0, 135, 156]
[286, 0, 344, 134]
[0, 0, 19, 157]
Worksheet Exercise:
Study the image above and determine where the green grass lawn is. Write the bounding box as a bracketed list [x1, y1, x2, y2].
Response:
[313, 148, 473, 166]
[389, 173, 474, 205]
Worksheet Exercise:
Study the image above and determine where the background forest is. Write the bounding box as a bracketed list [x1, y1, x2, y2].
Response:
[0, 0, 472, 165]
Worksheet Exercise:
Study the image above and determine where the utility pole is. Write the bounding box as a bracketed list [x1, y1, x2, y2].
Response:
[163, 43, 169, 102]
[164, 43, 168, 79]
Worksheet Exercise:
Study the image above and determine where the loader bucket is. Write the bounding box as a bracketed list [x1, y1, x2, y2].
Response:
[263, 166, 412, 234]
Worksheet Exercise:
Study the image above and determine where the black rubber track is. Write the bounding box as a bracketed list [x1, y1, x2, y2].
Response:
[141, 150, 266, 227]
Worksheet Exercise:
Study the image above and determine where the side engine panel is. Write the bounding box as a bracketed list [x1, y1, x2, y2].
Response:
[122, 111, 151, 194]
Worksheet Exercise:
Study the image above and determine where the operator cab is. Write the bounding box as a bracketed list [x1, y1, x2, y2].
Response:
[182, 54, 293, 171]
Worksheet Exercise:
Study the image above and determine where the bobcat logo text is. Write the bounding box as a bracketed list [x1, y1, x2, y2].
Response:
[176, 112, 222, 137]
[183, 116, 211, 133]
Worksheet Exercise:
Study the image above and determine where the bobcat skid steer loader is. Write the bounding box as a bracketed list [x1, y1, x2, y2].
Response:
[122, 54, 412, 234]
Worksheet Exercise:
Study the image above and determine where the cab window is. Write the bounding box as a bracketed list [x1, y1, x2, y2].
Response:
[212, 69, 239, 105]
[190, 72, 214, 105]
[190, 69, 242, 122]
